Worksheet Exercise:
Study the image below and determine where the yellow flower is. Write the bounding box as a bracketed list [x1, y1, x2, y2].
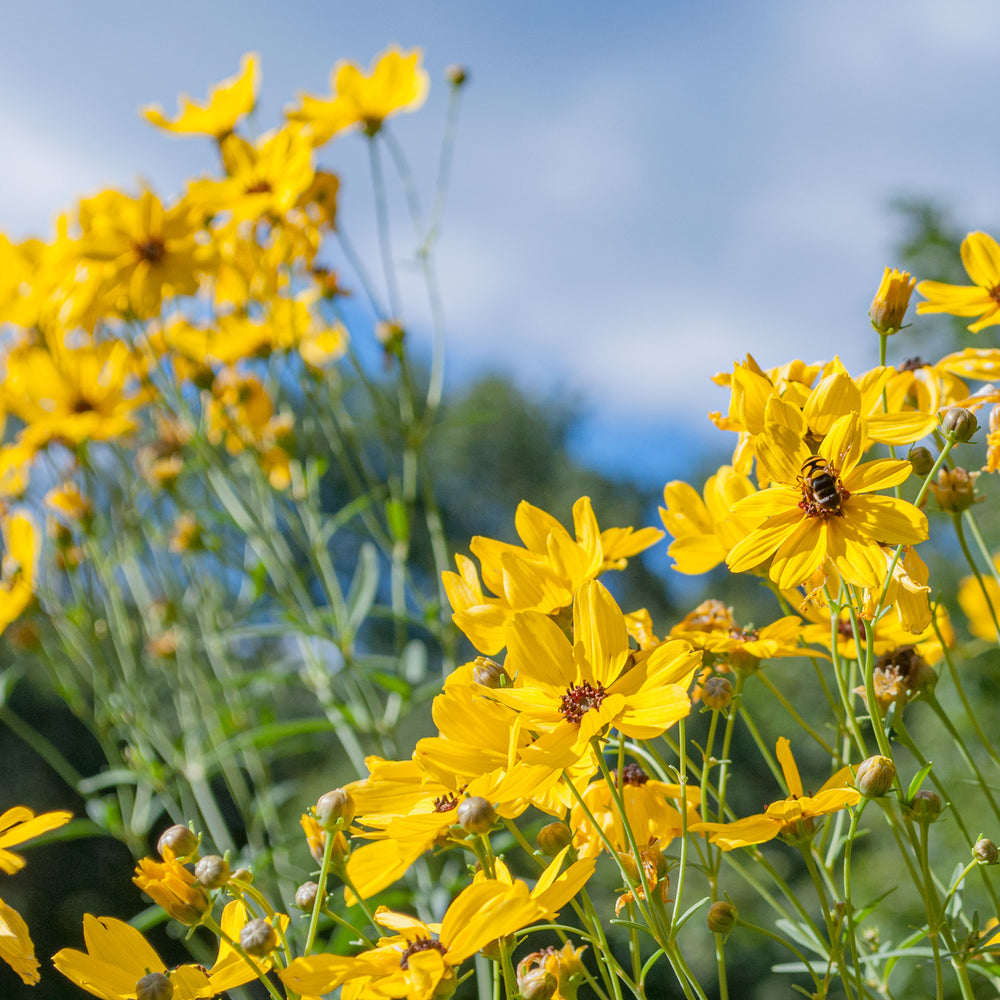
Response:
[869, 267, 915, 335]
[726, 412, 927, 590]
[143, 52, 258, 139]
[690, 739, 860, 850]
[958, 555, 1000, 641]
[570, 762, 701, 859]
[280, 878, 563, 999]
[0, 512, 39, 637]
[0, 806, 70, 984]
[917, 231, 1000, 332]
[491, 580, 698, 769]
[287, 45, 429, 146]
[53, 914, 214, 999]
[133, 854, 210, 925]
[659, 466, 756, 574]
[517, 942, 588, 1000]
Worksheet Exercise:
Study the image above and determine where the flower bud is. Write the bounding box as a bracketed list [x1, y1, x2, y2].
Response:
[943, 407, 979, 442]
[240, 917, 278, 957]
[457, 796, 495, 834]
[907, 446, 935, 477]
[908, 789, 942, 822]
[974, 838, 999, 865]
[707, 900, 738, 935]
[930, 467, 981, 513]
[446, 65, 468, 87]
[157, 824, 199, 861]
[231, 867, 253, 884]
[537, 822, 573, 856]
[136, 972, 173, 1000]
[702, 675, 733, 711]
[516, 968, 557, 1000]
[472, 656, 506, 688]
[854, 755, 896, 798]
[869, 267, 915, 335]
[194, 855, 230, 889]
[295, 881, 322, 910]
[315, 789, 355, 831]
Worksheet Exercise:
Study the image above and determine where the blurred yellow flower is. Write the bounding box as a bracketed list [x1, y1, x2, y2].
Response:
[143, 52, 259, 138]
[288, 45, 429, 145]
[958, 555, 1000, 641]
[917, 231, 1000, 332]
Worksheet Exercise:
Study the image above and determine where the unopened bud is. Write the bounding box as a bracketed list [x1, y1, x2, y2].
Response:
[907, 446, 935, 477]
[707, 900, 738, 935]
[975, 838, 999, 865]
[457, 796, 495, 834]
[516, 968, 557, 1000]
[869, 267, 915, 335]
[854, 755, 896, 798]
[537, 822, 573, 856]
[943, 407, 979, 443]
[908, 789, 942, 823]
[295, 881, 321, 910]
[136, 972, 173, 1000]
[157, 824, 199, 861]
[240, 917, 278, 957]
[194, 855, 230, 889]
[445, 65, 468, 87]
[315, 789, 355, 831]
[472, 656, 506, 688]
[231, 867, 253, 883]
[702, 675, 733, 711]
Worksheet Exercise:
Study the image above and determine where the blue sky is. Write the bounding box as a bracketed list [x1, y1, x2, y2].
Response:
[2, 2, 997, 484]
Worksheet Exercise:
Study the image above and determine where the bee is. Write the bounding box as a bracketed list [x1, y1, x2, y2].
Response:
[799, 456, 846, 516]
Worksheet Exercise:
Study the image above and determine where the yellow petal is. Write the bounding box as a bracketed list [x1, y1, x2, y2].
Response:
[961, 231, 1000, 288]
[775, 737, 803, 798]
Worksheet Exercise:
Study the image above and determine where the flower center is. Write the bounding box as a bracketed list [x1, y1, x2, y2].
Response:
[798, 457, 849, 518]
[134, 238, 166, 264]
[620, 762, 649, 786]
[433, 792, 459, 813]
[897, 356, 928, 373]
[991, 284, 1000, 305]
[729, 625, 759, 642]
[559, 680, 608, 724]
[400, 936, 448, 969]
[245, 179, 273, 195]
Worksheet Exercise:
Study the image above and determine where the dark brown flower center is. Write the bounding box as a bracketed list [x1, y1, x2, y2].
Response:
[400, 936, 447, 969]
[433, 792, 459, 813]
[245, 179, 273, 195]
[729, 626, 759, 642]
[798, 458, 849, 518]
[620, 762, 649, 787]
[897, 356, 928, 373]
[134, 238, 166, 264]
[990, 284, 1000, 305]
[559, 680, 608, 724]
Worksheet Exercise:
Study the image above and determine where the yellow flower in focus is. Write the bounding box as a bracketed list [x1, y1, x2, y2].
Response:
[143, 52, 259, 138]
[690, 738, 860, 850]
[571, 762, 702, 859]
[53, 914, 214, 999]
[869, 267, 915, 335]
[917, 232, 1000, 332]
[133, 854, 210, 925]
[280, 878, 564, 1000]
[287, 45, 429, 146]
[660, 466, 756, 574]
[726, 413, 927, 590]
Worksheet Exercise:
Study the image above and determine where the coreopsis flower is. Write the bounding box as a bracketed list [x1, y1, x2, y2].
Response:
[133, 854, 210, 925]
[869, 267, 915, 335]
[490, 580, 698, 769]
[279, 879, 559, 999]
[75, 189, 206, 318]
[0, 806, 71, 984]
[886, 354, 971, 419]
[186, 124, 315, 223]
[473, 849, 596, 917]
[570, 762, 702, 859]
[442, 496, 661, 655]
[0, 511, 39, 636]
[726, 412, 927, 590]
[659, 466, 757, 574]
[143, 52, 258, 139]
[2, 338, 148, 449]
[690, 738, 860, 850]
[287, 45, 429, 146]
[517, 942, 588, 1000]
[53, 915, 213, 999]
[917, 231, 1000, 332]
[958, 555, 1000, 641]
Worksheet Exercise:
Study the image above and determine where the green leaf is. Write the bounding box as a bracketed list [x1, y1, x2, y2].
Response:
[906, 761, 934, 800]
[347, 543, 379, 630]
